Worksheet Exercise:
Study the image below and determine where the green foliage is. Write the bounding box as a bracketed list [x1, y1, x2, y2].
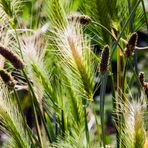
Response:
[0, 0, 147, 147]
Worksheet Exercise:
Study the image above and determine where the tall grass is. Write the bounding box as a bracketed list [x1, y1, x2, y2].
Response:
[0, 0, 147, 147]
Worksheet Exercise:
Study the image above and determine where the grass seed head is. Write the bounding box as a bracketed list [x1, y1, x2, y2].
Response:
[139, 72, 145, 86]
[0, 69, 15, 87]
[99, 45, 110, 74]
[0, 45, 24, 70]
[139, 72, 148, 97]
[128, 32, 138, 49]
[68, 14, 91, 25]
[125, 32, 138, 57]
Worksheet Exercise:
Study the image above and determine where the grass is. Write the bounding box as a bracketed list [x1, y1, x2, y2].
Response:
[0, 0, 147, 147]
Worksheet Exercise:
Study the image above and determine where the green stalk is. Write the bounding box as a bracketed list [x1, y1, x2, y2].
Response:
[117, 47, 122, 148]
[141, 0, 148, 30]
[122, 59, 128, 99]
[127, 0, 134, 32]
[128, 57, 145, 92]
[92, 21, 124, 52]
[32, 101, 44, 148]
[10, 21, 24, 61]
[82, 104, 90, 147]
[109, 71, 116, 109]
[100, 72, 108, 148]
[92, 103, 100, 146]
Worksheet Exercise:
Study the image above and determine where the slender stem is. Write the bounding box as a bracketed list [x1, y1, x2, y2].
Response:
[92, 103, 100, 146]
[128, 57, 145, 92]
[117, 47, 122, 148]
[92, 21, 124, 52]
[13, 27, 24, 61]
[141, 0, 148, 30]
[32, 101, 44, 148]
[100, 72, 108, 148]
[83, 105, 90, 146]
[127, 0, 134, 32]
[122, 59, 128, 95]
[110, 73, 116, 110]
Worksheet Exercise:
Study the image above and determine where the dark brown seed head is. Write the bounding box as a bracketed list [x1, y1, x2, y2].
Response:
[0, 45, 24, 70]
[126, 32, 138, 55]
[100, 45, 110, 74]
[128, 32, 138, 48]
[79, 15, 91, 25]
[0, 69, 15, 87]
[139, 72, 145, 86]
[68, 14, 91, 25]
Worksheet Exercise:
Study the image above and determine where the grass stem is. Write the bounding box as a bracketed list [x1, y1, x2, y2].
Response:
[100, 72, 108, 147]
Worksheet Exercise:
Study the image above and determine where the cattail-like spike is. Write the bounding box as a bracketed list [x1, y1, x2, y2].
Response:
[0, 45, 24, 69]
[0, 69, 15, 87]
[125, 32, 138, 57]
[68, 14, 91, 25]
[139, 72, 148, 97]
[128, 32, 138, 50]
[139, 72, 145, 86]
[99, 45, 110, 74]
[139, 72, 148, 89]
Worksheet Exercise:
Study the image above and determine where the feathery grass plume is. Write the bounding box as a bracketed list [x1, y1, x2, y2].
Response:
[99, 45, 110, 74]
[0, 84, 31, 147]
[114, 96, 146, 148]
[125, 32, 138, 57]
[0, 0, 26, 30]
[45, 0, 68, 29]
[68, 13, 91, 25]
[50, 21, 95, 100]
[0, 0, 25, 18]
[0, 44, 24, 69]
[19, 29, 52, 105]
[0, 69, 15, 87]
[51, 130, 86, 148]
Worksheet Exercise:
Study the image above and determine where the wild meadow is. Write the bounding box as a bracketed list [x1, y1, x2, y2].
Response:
[0, 0, 147, 147]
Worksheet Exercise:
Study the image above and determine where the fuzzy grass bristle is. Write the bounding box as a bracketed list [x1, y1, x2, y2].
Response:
[0, 45, 24, 69]
[99, 45, 110, 74]
[114, 97, 146, 148]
